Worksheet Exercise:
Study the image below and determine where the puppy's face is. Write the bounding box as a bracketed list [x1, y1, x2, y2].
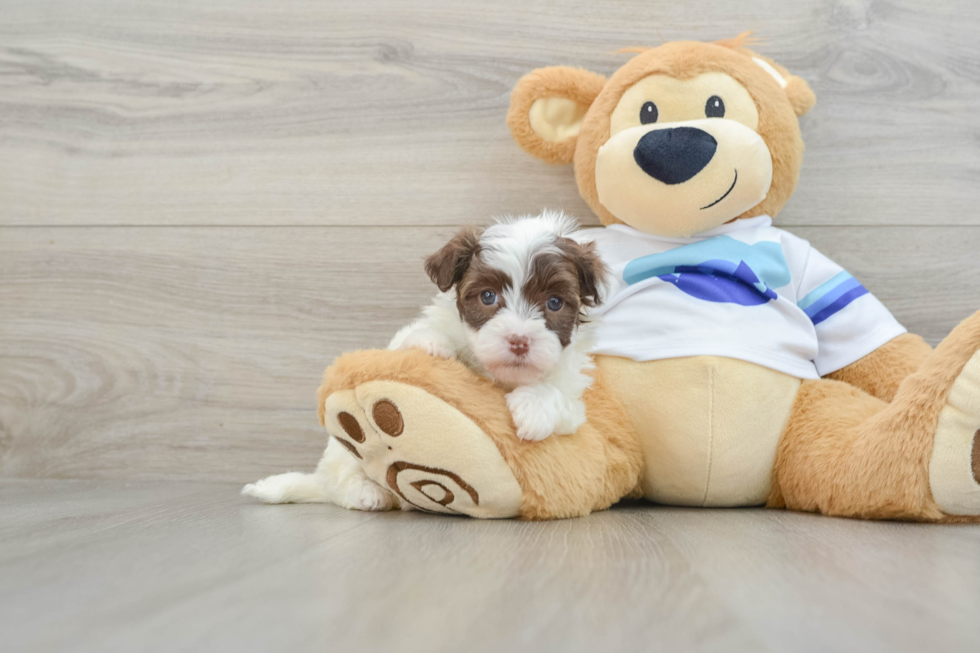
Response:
[426, 217, 608, 385]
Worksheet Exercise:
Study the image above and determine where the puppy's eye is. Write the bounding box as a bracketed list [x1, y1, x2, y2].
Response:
[705, 95, 725, 118]
[546, 296, 563, 311]
[639, 101, 658, 124]
[480, 290, 497, 306]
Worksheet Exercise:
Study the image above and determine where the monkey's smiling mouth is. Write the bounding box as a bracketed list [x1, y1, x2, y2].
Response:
[700, 169, 738, 210]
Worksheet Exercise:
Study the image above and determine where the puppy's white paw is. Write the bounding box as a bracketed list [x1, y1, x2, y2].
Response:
[397, 332, 455, 359]
[342, 478, 395, 512]
[506, 386, 559, 442]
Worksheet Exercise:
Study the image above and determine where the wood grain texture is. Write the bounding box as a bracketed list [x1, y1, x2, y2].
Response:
[0, 0, 978, 227]
[1, 225, 978, 481]
[1, 479, 978, 653]
[0, 226, 440, 480]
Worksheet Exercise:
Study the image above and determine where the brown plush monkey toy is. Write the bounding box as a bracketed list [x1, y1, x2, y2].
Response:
[315, 36, 980, 521]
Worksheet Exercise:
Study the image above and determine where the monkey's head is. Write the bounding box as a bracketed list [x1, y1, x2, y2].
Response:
[508, 35, 816, 237]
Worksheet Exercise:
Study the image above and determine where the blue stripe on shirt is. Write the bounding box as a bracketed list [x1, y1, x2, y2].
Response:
[809, 285, 869, 325]
[798, 271, 869, 325]
[798, 271, 850, 309]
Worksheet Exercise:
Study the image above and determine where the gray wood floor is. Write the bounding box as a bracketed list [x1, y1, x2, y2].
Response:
[3, 479, 979, 653]
[2, 1, 980, 651]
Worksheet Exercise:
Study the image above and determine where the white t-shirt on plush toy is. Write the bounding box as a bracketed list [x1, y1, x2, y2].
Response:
[576, 215, 905, 379]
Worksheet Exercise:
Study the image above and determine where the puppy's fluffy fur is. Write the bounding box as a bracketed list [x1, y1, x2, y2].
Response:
[243, 211, 611, 511]
[393, 211, 611, 440]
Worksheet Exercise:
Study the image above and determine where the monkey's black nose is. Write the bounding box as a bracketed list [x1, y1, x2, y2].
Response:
[633, 127, 717, 185]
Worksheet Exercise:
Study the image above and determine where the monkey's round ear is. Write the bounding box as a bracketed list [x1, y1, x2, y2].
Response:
[507, 66, 607, 165]
[785, 75, 816, 117]
[751, 55, 816, 117]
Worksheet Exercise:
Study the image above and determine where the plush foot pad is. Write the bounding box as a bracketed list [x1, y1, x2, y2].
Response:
[323, 380, 523, 518]
[930, 350, 980, 514]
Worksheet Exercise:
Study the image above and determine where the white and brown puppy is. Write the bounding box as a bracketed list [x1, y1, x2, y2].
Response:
[243, 212, 611, 511]
[392, 211, 611, 441]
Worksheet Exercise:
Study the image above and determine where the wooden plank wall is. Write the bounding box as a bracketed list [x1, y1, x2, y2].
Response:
[2, 0, 979, 482]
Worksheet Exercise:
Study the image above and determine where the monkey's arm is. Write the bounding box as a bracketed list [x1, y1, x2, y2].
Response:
[824, 333, 932, 402]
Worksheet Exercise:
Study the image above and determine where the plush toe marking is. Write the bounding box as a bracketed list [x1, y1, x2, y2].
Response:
[334, 438, 362, 459]
[930, 351, 980, 515]
[351, 380, 522, 518]
[372, 399, 404, 436]
[337, 411, 365, 443]
[973, 430, 980, 484]
[324, 391, 378, 462]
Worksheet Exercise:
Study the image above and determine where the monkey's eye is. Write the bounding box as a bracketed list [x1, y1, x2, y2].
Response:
[639, 101, 658, 124]
[480, 290, 497, 306]
[546, 296, 563, 311]
[705, 95, 725, 118]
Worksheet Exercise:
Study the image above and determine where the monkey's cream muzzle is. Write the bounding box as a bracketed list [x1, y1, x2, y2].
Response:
[595, 118, 773, 238]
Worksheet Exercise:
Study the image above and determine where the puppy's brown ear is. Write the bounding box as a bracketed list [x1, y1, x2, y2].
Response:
[558, 238, 612, 308]
[507, 66, 606, 165]
[424, 226, 483, 292]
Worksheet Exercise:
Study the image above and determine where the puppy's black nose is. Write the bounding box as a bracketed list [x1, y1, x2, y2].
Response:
[633, 127, 717, 185]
